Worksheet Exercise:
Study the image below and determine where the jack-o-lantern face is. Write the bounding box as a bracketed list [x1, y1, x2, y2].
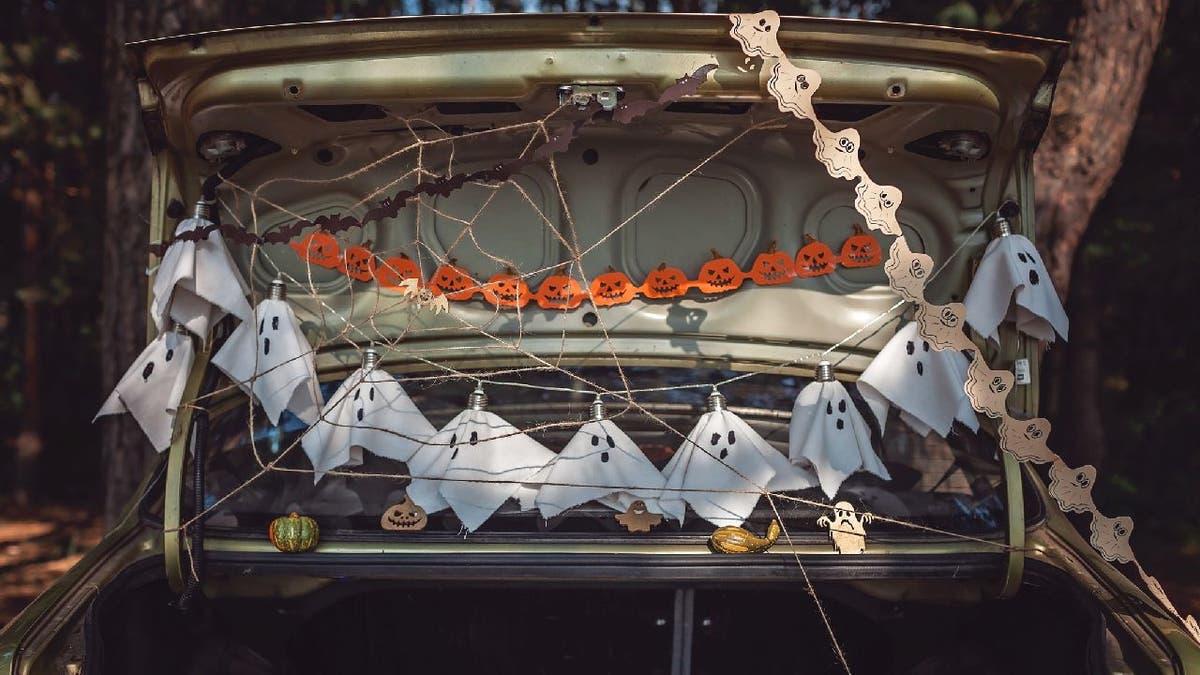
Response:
[796, 234, 836, 277]
[749, 241, 795, 285]
[534, 269, 585, 310]
[590, 267, 638, 306]
[429, 259, 478, 301]
[380, 495, 428, 531]
[482, 267, 532, 308]
[338, 245, 376, 282]
[696, 249, 745, 293]
[642, 262, 689, 299]
[838, 224, 882, 268]
[290, 231, 341, 269]
[374, 252, 422, 290]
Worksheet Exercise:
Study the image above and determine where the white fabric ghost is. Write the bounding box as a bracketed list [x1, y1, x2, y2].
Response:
[301, 350, 436, 482]
[211, 281, 323, 426]
[406, 389, 556, 532]
[964, 232, 1069, 343]
[152, 203, 252, 341]
[659, 392, 817, 527]
[535, 405, 666, 518]
[95, 328, 195, 452]
[788, 366, 891, 499]
[858, 322, 979, 438]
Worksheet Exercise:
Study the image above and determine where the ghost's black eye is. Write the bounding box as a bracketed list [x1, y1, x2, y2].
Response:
[727, 430, 736, 445]
[906, 340, 915, 356]
[838, 400, 846, 413]
[368, 387, 374, 401]
[710, 432, 721, 446]
[922, 341, 930, 352]
[606, 435, 616, 448]
[591, 435, 600, 446]
[258, 319, 265, 334]
[826, 401, 833, 415]
[449, 434, 457, 447]
[165, 349, 174, 362]
[469, 431, 479, 445]
[271, 316, 279, 330]
[1017, 252, 1028, 263]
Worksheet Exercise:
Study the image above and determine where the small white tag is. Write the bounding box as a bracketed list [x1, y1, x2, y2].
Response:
[1014, 358, 1031, 385]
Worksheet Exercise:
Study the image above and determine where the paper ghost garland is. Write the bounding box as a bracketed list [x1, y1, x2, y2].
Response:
[95, 325, 195, 451]
[964, 225, 1069, 344]
[301, 347, 436, 482]
[788, 362, 890, 499]
[151, 201, 252, 340]
[535, 397, 666, 519]
[659, 390, 816, 527]
[768, 60, 821, 121]
[406, 386, 556, 532]
[857, 321, 979, 438]
[211, 279, 324, 426]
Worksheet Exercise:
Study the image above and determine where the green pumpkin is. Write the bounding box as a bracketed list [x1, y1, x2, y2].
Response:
[269, 512, 319, 553]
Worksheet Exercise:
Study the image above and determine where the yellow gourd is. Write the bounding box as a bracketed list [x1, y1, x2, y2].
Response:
[709, 519, 781, 554]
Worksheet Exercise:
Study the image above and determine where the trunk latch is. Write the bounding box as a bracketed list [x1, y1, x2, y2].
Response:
[557, 84, 624, 112]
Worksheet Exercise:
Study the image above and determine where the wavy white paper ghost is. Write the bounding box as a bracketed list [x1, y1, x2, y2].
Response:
[659, 392, 816, 527]
[406, 390, 556, 532]
[151, 203, 252, 341]
[728, 10, 784, 59]
[301, 350, 436, 482]
[963, 232, 1069, 343]
[854, 179, 903, 237]
[858, 322, 979, 438]
[813, 122, 865, 181]
[536, 406, 666, 519]
[211, 281, 323, 426]
[788, 369, 890, 499]
[95, 328, 195, 452]
[769, 60, 822, 121]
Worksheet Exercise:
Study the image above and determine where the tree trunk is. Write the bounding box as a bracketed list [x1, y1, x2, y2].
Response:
[101, 1, 233, 526]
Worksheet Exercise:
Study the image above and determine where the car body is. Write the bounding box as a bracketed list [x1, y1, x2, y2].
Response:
[3, 12, 1198, 674]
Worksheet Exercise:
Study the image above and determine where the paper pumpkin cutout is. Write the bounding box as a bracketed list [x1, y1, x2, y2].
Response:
[290, 231, 342, 268]
[300, 349, 436, 481]
[915, 302, 974, 352]
[535, 400, 666, 518]
[659, 390, 816, 527]
[534, 269, 586, 309]
[768, 60, 822, 121]
[381, 494, 428, 531]
[696, 249, 745, 293]
[963, 358, 1014, 419]
[95, 327, 195, 452]
[152, 203, 253, 340]
[817, 501, 872, 554]
[641, 262, 689, 299]
[615, 500, 663, 532]
[795, 234, 836, 278]
[482, 268, 533, 309]
[748, 241, 795, 286]
[884, 238, 933, 304]
[337, 245, 376, 282]
[963, 232, 1069, 343]
[429, 259, 478, 301]
[1090, 514, 1135, 564]
[1048, 460, 1097, 514]
[853, 179, 904, 237]
[812, 122, 865, 181]
[211, 280, 323, 426]
[374, 253, 423, 290]
[590, 267, 638, 306]
[838, 224, 882, 268]
[727, 10, 784, 59]
[406, 387, 556, 532]
[857, 321, 979, 438]
[788, 364, 890, 499]
[998, 416, 1054, 464]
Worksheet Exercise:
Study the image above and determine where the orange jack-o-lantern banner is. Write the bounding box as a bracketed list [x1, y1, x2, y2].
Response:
[292, 228, 882, 310]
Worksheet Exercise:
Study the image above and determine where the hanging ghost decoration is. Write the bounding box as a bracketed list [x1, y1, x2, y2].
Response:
[812, 122, 864, 181]
[211, 279, 323, 426]
[727, 10, 784, 59]
[406, 386, 556, 532]
[94, 324, 195, 452]
[788, 362, 890, 499]
[151, 201, 253, 340]
[659, 390, 817, 527]
[301, 347, 436, 482]
[1090, 514, 1135, 564]
[535, 397, 666, 519]
[768, 59, 822, 121]
[854, 179, 903, 237]
[857, 321, 979, 438]
[963, 222, 1069, 343]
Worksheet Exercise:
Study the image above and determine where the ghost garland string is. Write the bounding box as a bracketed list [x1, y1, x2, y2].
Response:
[728, 9, 1199, 642]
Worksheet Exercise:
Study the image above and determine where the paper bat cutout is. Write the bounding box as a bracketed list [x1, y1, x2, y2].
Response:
[788, 368, 890, 499]
[858, 321, 979, 437]
[151, 204, 252, 340]
[406, 388, 556, 532]
[95, 328, 195, 452]
[613, 63, 719, 124]
[963, 232, 1069, 343]
[535, 404, 666, 518]
[301, 350, 436, 482]
[211, 282, 323, 426]
[659, 391, 816, 527]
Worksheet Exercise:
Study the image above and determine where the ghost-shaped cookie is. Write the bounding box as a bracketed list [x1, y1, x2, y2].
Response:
[858, 321, 979, 438]
[854, 179, 903, 237]
[1048, 459, 1097, 514]
[301, 348, 436, 482]
[728, 10, 784, 59]
[788, 367, 890, 499]
[1090, 514, 1135, 564]
[211, 280, 323, 426]
[813, 122, 865, 181]
[963, 232, 1069, 343]
[152, 202, 252, 341]
[95, 327, 195, 452]
[769, 60, 822, 121]
[659, 391, 816, 527]
[406, 387, 556, 532]
[535, 401, 666, 518]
